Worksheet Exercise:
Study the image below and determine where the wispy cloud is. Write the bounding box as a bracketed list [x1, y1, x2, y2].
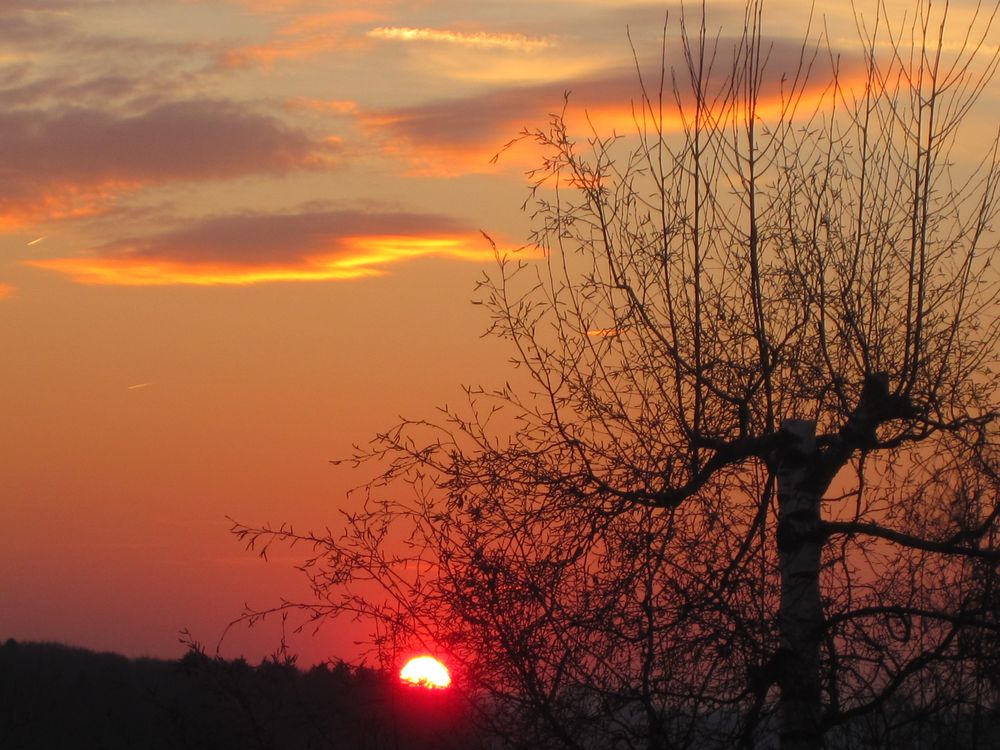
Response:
[222, 10, 380, 68]
[368, 27, 550, 51]
[26, 209, 528, 286]
[285, 98, 360, 115]
[0, 283, 14, 299]
[0, 3, 221, 112]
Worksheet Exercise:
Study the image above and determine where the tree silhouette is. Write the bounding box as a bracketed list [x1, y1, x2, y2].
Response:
[234, 2, 1000, 748]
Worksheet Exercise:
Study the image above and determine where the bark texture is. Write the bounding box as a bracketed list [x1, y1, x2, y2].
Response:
[776, 419, 824, 750]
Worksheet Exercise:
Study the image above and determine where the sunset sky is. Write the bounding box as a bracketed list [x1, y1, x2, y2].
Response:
[2, 0, 997, 665]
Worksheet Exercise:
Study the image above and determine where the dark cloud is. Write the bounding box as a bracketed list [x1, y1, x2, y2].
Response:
[367, 37, 850, 159]
[0, 100, 334, 225]
[371, 69, 641, 147]
[101, 209, 469, 264]
[0, 100, 325, 181]
[26, 208, 509, 285]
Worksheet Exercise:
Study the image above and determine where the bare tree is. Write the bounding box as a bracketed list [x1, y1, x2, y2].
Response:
[234, 2, 1000, 748]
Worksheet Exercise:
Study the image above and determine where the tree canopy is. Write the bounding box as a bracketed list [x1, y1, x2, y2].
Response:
[235, 2, 1000, 747]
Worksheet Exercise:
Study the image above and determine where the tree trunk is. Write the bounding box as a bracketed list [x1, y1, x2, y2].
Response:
[775, 419, 824, 750]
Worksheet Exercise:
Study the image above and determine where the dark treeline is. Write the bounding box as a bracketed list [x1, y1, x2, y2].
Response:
[3, 638, 998, 749]
[0, 639, 484, 750]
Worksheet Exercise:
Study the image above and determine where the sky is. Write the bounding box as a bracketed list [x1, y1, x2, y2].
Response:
[1, 0, 997, 666]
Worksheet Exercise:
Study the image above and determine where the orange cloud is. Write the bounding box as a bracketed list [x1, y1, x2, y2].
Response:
[362, 42, 864, 176]
[25, 209, 533, 286]
[0, 283, 14, 299]
[367, 27, 550, 51]
[0, 181, 142, 232]
[223, 10, 380, 68]
[27, 256, 381, 285]
[286, 98, 360, 115]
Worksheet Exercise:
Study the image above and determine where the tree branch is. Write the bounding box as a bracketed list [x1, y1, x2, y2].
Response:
[823, 520, 1000, 560]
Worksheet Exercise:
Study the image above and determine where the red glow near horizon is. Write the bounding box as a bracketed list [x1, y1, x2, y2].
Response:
[400, 656, 452, 689]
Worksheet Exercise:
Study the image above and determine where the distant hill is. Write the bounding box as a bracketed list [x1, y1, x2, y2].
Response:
[0, 639, 480, 750]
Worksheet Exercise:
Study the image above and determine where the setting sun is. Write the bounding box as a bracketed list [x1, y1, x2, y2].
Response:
[400, 656, 452, 689]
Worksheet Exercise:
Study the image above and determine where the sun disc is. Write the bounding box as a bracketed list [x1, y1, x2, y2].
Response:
[400, 655, 452, 689]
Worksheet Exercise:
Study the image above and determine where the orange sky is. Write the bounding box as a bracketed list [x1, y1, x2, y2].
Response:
[1, 0, 996, 666]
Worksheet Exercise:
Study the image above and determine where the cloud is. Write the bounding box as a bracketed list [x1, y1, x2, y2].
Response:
[0, 282, 14, 299]
[0, 2, 342, 228]
[25, 209, 528, 285]
[214, 0, 368, 10]
[362, 40, 860, 175]
[0, 100, 334, 227]
[0, 10, 70, 43]
[222, 10, 380, 68]
[367, 27, 551, 51]
[0, 4, 218, 109]
[0, 71, 151, 109]
[587, 328, 624, 337]
[359, 70, 653, 174]
[286, 98, 360, 115]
